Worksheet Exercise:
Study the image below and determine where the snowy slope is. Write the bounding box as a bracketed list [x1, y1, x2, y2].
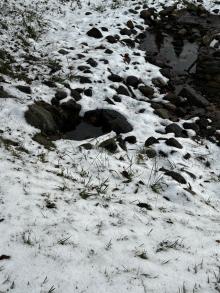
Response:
[0, 0, 220, 292]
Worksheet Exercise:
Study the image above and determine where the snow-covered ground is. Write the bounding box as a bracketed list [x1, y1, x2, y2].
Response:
[0, 0, 220, 292]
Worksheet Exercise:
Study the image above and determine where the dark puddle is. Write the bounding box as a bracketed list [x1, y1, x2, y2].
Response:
[63, 121, 105, 141]
[140, 31, 199, 76]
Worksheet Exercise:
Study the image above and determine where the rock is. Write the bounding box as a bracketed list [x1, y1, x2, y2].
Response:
[79, 143, 93, 150]
[146, 148, 157, 158]
[58, 49, 69, 55]
[154, 108, 170, 119]
[183, 122, 200, 133]
[60, 99, 81, 132]
[121, 38, 135, 48]
[86, 58, 98, 67]
[105, 49, 113, 54]
[99, 138, 117, 153]
[179, 86, 210, 107]
[152, 77, 167, 88]
[55, 89, 68, 101]
[139, 85, 154, 98]
[32, 133, 55, 149]
[137, 202, 152, 210]
[106, 35, 118, 44]
[165, 123, 188, 138]
[126, 76, 140, 88]
[78, 76, 92, 84]
[127, 20, 134, 29]
[116, 85, 130, 96]
[70, 89, 82, 101]
[84, 109, 133, 134]
[145, 136, 159, 147]
[84, 88, 93, 97]
[105, 98, 115, 105]
[112, 95, 121, 102]
[140, 9, 152, 20]
[87, 27, 103, 38]
[120, 28, 132, 36]
[165, 138, 183, 149]
[16, 85, 31, 94]
[125, 135, 137, 144]
[108, 74, 123, 82]
[77, 65, 90, 72]
[25, 102, 59, 135]
[163, 170, 186, 184]
[183, 153, 191, 160]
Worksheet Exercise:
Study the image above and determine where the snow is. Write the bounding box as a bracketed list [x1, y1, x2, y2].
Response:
[0, 0, 220, 292]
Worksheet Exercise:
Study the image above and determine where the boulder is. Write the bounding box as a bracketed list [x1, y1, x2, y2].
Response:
[25, 101, 59, 135]
[87, 27, 103, 38]
[84, 109, 133, 134]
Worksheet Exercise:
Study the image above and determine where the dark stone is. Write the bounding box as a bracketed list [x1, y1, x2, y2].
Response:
[87, 27, 103, 38]
[60, 100, 81, 132]
[77, 65, 90, 71]
[137, 202, 152, 210]
[139, 85, 154, 98]
[127, 20, 134, 29]
[125, 136, 137, 144]
[70, 89, 82, 101]
[106, 35, 118, 44]
[183, 153, 191, 160]
[55, 90, 68, 101]
[183, 122, 200, 133]
[126, 75, 140, 88]
[108, 74, 123, 82]
[78, 76, 92, 84]
[16, 85, 31, 94]
[86, 58, 98, 67]
[121, 38, 135, 48]
[146, 148, 157, 158]
[112, 95, 121, 102]
[25, 101, 59, 135]
[101, 27, 108, 32]
[58, 49, 69, 55]
[105, 49, 113, 54]
[165, 123, 188, 138]
[120, 28, 132, 36]
[165, 138, 183, 149]
[116, 85, 130, 96]
[163, 170, 186, 184]
[145, 136, 159, 147]
[84, 88, 93, 97]
[43, 80, 56, 88]
[105, 98, 115, 105]
[99, 138, 117, 153]
[84, 109, 133, 134]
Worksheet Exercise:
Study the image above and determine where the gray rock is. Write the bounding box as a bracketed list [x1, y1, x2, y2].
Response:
[165, 123, 187, 138]
[145, 136, 159, 147]
[84, 109, 133, 134]
[139, 85, 154, 98]
[25, 102, 59, 135]
[99, 138, 117, 153]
